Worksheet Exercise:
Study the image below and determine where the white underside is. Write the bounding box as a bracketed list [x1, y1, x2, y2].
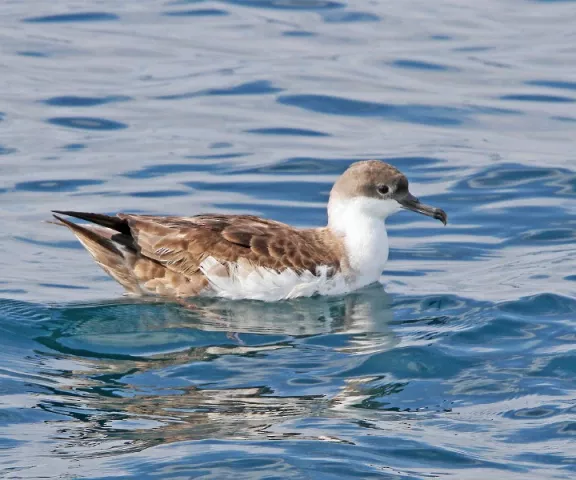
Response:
[199, 257, 378, 302]
[197, 197, 399, 301]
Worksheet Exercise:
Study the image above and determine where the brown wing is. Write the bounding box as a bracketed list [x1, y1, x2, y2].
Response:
[118, 214, 342, 277]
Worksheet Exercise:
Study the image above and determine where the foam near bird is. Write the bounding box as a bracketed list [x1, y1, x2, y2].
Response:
[52, 160, 447, 301]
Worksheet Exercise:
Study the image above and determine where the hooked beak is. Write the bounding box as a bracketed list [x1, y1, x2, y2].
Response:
[397, 192, 447, 225]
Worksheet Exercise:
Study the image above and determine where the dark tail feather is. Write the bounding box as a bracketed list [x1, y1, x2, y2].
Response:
[52, 214, 141, 293]
[52, 215, 123, 256]
[52, 210, 130, 235]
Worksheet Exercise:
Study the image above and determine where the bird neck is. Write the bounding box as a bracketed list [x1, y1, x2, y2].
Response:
[327, 197, 389, 280]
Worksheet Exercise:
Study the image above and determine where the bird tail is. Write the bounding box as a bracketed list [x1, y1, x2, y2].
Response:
[51, 213, 142, 294]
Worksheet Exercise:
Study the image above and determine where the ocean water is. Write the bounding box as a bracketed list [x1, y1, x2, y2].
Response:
[1, 0, 576, 478]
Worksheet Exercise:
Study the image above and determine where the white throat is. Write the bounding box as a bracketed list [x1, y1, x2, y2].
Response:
[328, 196, 401, 286]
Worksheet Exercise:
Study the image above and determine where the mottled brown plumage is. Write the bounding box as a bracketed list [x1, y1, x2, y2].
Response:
[53, 212, 344, 297]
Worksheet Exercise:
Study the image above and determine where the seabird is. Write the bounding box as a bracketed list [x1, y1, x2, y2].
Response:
[52, 160, 447, 301]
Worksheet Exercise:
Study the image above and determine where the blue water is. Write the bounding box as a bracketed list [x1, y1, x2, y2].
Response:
[1, 0, 576, 478]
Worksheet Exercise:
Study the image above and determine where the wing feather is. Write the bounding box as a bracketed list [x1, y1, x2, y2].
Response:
[117, 214, 341, 277]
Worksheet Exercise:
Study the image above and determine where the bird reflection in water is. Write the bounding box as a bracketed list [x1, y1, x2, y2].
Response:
[36, 284, 398, 457]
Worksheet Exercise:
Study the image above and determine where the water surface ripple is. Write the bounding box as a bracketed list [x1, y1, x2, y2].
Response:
[1, 0, 575, 478]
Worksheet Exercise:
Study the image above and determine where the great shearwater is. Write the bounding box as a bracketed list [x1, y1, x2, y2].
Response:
[52, 160, 447, 301]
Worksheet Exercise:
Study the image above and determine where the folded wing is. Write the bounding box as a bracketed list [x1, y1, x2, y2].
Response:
[52, 212, 343, 290]
[118, 214, 341, 275]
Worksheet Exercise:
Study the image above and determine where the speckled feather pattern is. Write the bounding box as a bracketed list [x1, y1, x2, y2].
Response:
[53, 212, 345, 299]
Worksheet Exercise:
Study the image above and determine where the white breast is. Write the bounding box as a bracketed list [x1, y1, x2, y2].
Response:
[328, 196, 399, 286]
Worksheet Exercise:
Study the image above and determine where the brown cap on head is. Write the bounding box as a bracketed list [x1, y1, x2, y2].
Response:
[331, 160, 408, 200]
[330, 160, 448, 225]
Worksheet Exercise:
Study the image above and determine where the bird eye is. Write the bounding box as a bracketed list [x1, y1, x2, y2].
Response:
[377, 184, 389, 195]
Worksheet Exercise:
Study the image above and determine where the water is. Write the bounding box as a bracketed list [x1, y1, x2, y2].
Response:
[1, 0, 575, 478]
